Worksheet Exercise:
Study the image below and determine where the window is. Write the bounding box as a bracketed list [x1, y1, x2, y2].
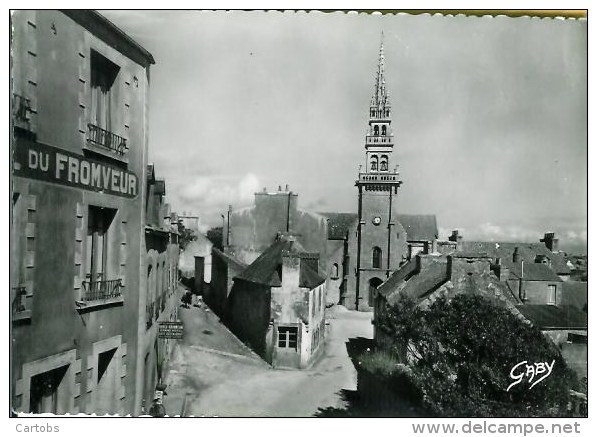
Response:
[381, 125, 387, 135]
[547, 285, 557, 305]
[30, 366, 68, 414]
[85, 206, 116, 283]
[277, 326, 298, 350]
[372, 247, 382, 269]
[373, 125, 379, 136]
[380, 155, 388, 171]
[90, 50, 120, 131]
[331, 263, 339, 279]
[370, 155, 378, 171]
[97, 348, 117, 382]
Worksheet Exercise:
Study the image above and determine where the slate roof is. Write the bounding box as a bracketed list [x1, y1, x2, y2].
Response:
[396, 214, 439, 242]
[212, 247, 247, 271]
[460, 241, 570, 275]
[377, 259, 418, 298]
[516, 304, 588, 330]
[380, 254, 522, 307]
[319, 212, 357, 240]
[319, 212, 438, 242]
[561, 281, 588, 312]
[399, 262, 448, 302]
[508, 262, 562, 282]
[154, 179, 166, 196]
[235, 238, 325, 289]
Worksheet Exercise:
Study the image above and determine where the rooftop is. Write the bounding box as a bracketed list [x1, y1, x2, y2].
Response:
[235, 237, 325, 289]
[516, 304, 588, 330]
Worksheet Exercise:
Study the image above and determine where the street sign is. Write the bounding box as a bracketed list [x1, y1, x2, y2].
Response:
[158, 321, 184, 339]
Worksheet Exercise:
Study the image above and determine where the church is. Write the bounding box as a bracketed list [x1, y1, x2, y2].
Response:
[212, 38, 440, 316]
[321, 38, 439, 311]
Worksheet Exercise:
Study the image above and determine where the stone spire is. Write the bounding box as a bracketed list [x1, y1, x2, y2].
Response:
[371, 33, 390, 110]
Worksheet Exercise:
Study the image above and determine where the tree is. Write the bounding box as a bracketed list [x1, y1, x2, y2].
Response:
[206, 226, 223, 250]
[376, 293, 579, 417]
[176, 220, 196, 250]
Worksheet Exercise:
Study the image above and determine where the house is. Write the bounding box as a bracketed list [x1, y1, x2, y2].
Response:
[560, 281, 588, 312]
[516, 305, 587, 380]
[140, 166, 181, 411]
[373, 252, 525, 356]
[451, 231, 571, 281]
[227, 234, 326, 368]
[11, 10, 154, 415]
[205, 248, 247, 319]
[494, 256, 564, 305]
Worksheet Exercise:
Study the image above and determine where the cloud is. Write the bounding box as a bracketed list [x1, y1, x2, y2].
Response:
[171, 173, 260, 228]
[440, 222, 587, 254]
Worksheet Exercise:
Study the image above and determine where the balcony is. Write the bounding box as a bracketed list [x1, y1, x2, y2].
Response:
[76, 279, 124, 312]
[86, 123, 128, 157]
[12, 286, 31, 321]
[13, 94, 34, 133]
[81, 278, 122, 301]
[365, 136, 393, 146]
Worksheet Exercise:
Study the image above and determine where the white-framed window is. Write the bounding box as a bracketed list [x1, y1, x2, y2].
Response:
[548, 284, 557, 305]
[277, 326, 298, 350]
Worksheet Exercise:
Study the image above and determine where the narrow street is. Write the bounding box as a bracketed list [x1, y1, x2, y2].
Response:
[163, 302, 373, 417]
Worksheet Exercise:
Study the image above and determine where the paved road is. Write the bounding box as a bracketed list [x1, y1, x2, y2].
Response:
[163, 304, 373, 417]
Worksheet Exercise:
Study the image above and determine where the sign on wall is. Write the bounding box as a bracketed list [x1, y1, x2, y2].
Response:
[13, 138, 138, 198]
[158, 321, 184, 339]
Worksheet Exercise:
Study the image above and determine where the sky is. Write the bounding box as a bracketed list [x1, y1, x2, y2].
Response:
[100, 10, 587, 254]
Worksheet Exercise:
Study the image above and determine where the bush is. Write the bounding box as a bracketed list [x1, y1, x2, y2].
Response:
[375, 294, 578, 417]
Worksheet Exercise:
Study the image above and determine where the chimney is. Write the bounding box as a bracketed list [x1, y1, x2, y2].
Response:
[540, 232, 559, 253]
[448, 230, 463, 250]
[281, 251, 301, 288]
[518, 260, 526, 301]
[513, 247, 521, 263]
[493, 258, 510, 282]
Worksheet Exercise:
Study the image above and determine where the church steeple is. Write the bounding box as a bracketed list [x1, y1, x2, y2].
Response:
[364, 33, 395, 174]
[371, 33, 390, 111]
[353, 34, 403, 311]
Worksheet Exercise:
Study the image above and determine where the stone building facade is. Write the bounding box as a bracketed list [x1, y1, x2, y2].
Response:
[10, 10, 153, 415]
[227, 235, 326, 368]
[140, 165, 181, 413]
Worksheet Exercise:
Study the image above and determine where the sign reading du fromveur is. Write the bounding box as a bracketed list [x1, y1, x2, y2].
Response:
[13, 138, 138, 198]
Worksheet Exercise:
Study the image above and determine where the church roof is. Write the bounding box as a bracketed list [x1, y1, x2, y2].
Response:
[320, 212, 439, 242]
[320, 212, 357, 240]
[396, 214, 438, 242]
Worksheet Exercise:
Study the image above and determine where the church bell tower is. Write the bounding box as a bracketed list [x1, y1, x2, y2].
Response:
[354, 35, 404, 311]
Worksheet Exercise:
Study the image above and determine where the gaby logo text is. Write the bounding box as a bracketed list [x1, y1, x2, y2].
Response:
[507, 360, 555, 392]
